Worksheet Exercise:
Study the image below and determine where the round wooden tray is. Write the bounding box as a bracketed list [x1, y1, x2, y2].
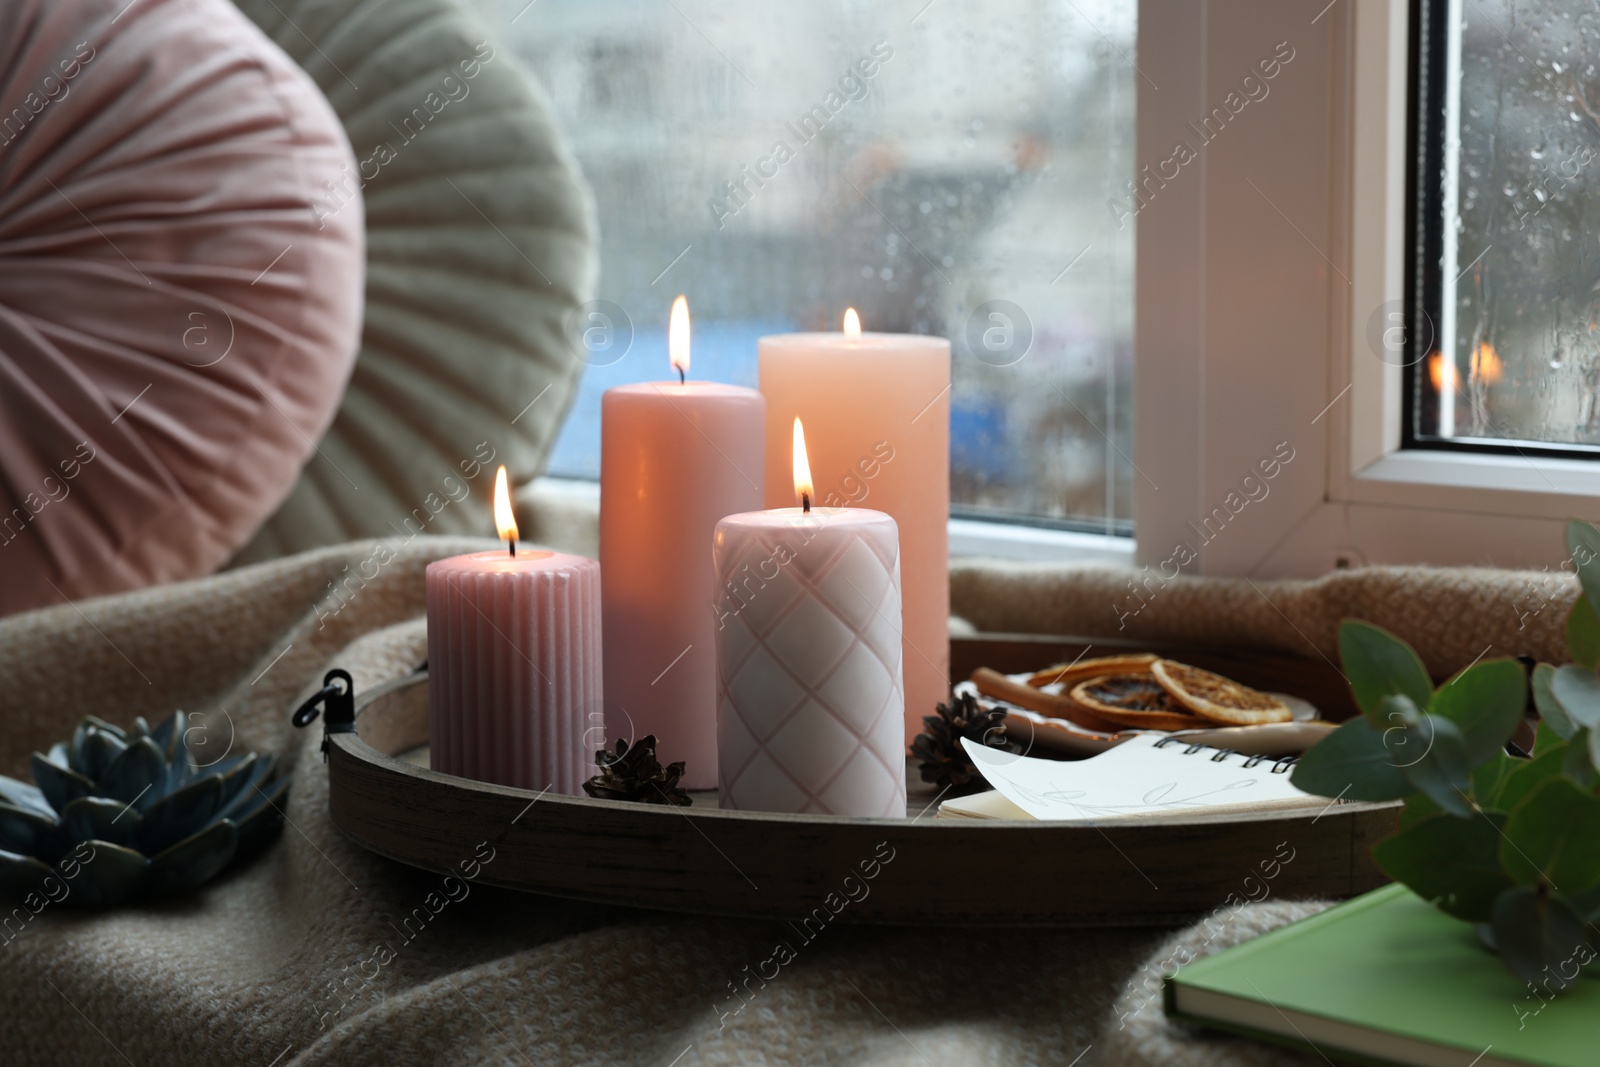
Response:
[324, 671, 1400, 926]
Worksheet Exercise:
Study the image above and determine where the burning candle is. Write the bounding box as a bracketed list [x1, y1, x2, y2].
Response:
[426, 466, 600, 794]
[600, 296, 765, 788]
[758, 312, 950, 747]
[713, 418, 906, 817]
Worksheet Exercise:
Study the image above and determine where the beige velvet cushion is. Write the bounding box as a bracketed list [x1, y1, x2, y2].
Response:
[230, 0, 597, 561]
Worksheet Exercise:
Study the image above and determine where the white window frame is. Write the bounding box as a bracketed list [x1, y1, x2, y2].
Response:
[1134, 0, 1600, 580]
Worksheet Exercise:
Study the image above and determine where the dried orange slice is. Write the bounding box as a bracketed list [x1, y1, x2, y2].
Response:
[1025, 653, 1159, 690]
[1151, 660, 1292, 725]
[1068, 673, 1212, 731]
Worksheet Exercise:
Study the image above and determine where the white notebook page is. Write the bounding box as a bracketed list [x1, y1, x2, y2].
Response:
[961, 734, 1316, 822]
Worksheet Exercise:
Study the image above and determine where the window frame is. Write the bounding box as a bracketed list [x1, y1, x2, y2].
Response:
[1134, 0, 1600, 579]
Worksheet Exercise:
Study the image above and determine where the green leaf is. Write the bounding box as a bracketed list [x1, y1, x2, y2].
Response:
[1338, 620, 1435, 723]
[1289, 718, 1412, 802]
[1400, 714, 1474, 818]
[1567, 519, 1600, 611]
[1534, 664, 1578, 740]
[1491, 885, 1593, 991]
[1552, 666, 1600, 729]
[1430, 657, 1528, 765]
[1500, 740, 1569, 813]
[1472, 752, 1520, 811]
[1501, 777, 1600, 894]
[1567, 880, 1600, 922]
[1399, 792, 1442, 829]
[1373, 813, 1513, 922]
[1567, 594, 1600, 669]
[1537, 718, 1567, 755]
[1563, 731, 1598, 789]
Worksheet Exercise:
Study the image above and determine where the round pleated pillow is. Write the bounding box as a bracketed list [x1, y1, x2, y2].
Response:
[229, 0, 598, 561]
[0, 0, 364, 616]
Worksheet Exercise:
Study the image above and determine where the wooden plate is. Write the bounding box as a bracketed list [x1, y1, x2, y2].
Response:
[323, 657, 1399, 927]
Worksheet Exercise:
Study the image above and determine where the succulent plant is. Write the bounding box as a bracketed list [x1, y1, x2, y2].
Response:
[0, 711, 286, 907]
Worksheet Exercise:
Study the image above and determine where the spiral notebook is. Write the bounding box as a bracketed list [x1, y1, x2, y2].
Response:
[942, 734, 1321, 822]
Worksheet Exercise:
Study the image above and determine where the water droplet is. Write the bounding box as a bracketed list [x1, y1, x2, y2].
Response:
[1504, 183, 1518, 196]
[1552, 345, 1568, 368]
[1532, 147, 1546, 159]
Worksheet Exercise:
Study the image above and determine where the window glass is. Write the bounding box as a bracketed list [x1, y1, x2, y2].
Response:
[1417, 0, 1600, 453]
[477, 0, 1137, 531]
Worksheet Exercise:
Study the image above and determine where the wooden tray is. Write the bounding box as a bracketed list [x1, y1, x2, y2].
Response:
[320, 635, 1399, 926]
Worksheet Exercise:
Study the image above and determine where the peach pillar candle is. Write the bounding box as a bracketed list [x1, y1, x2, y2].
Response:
[759, 312, 949, 746]
[600, 297, 764, 789]
[427, 467, 599, 795]
[713, 419, 906, 818]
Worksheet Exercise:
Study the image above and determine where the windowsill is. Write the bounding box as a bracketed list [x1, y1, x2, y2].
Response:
[523, 477, 1136, 565]
[1343, 448, 1600, 519]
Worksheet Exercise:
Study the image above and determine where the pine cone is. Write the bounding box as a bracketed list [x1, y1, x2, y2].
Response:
[911, 692, 1021, 795]
[582, 735, 692, 805]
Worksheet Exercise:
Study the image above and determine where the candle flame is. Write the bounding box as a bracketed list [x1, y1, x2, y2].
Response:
[1469, 339, 1503, 384]
[1427, 351, 1457, 393]
[843, 307, 861, 336]
[792, 417, 814, 511]
[493, 465, 519, 548]
[669, 295, 690, 380]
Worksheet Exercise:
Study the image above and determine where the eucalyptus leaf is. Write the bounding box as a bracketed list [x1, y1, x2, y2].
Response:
[1400, 715, 1474, 818]
[1552, 665, 1600, 729]
[1290, 718, 1413, 801]
[1430, 658, 1527, 765]
[1536, 718, 1566, 756]
[1471, 753, 1520, 812]
[1500, 777, 1600, 894]
[1562, 732, 1598, 789]
[1566, 518, 1600, 611]
[1491, 885, 1593, 991]
[1498, 740, 1569, 814]
[1338, 620, 1436, 723]
[1567, 593, 1600, 669]
[1534, 664, 1577, 740]
[1399, 792, 1442, 830]
[1372, 813, 1512, 922]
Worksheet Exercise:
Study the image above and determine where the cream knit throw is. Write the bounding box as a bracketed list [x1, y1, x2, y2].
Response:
[951, 559, 1574, 677]
[0, 540, 1558, 1064]
[0, 537, 1169, 1066]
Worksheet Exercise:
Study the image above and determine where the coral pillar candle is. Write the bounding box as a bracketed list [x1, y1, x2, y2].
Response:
[759, 311, 949, 746]
[713, 418, 906, 818]
[601, 296, 764, 789]
[427, 466, 599, 795]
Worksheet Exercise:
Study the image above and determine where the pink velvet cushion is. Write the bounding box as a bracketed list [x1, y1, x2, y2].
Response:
[0, 0, 363, 616]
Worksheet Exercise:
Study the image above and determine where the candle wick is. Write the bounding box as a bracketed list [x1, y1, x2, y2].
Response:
[509, 539, 516, 558]
[677, 366, 685, 386]
[802, 492, 811, 514]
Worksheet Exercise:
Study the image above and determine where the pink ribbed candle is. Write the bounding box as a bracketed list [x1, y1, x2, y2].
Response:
[426, 550, 600, 795]
[713, 507, 906, 818]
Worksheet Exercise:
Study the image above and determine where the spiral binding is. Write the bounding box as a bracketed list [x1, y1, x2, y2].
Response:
[1152, 735, 1298, 775]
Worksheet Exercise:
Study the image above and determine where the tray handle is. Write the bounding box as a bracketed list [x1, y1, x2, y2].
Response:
[291, 668, 356, 760]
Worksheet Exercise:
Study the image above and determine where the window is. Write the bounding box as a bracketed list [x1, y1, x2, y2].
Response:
[477, 0, 1138, 535]
[1407, 0, 1600, 459]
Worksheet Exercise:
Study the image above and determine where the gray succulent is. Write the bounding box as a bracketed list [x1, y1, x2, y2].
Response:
[0, 712, 286, 907]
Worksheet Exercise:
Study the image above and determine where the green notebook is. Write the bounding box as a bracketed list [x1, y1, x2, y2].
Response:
[1165, 883, 1598, 1067]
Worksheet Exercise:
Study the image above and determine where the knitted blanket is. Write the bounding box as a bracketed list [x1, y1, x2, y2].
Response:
[0, 537, 1563, 1065]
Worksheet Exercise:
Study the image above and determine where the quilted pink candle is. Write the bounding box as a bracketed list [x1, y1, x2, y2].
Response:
[427, 467, 599, 795]
[600, 297, 765, 789]
[759, 311, 950, 749]
[713, 419, 906, 818]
